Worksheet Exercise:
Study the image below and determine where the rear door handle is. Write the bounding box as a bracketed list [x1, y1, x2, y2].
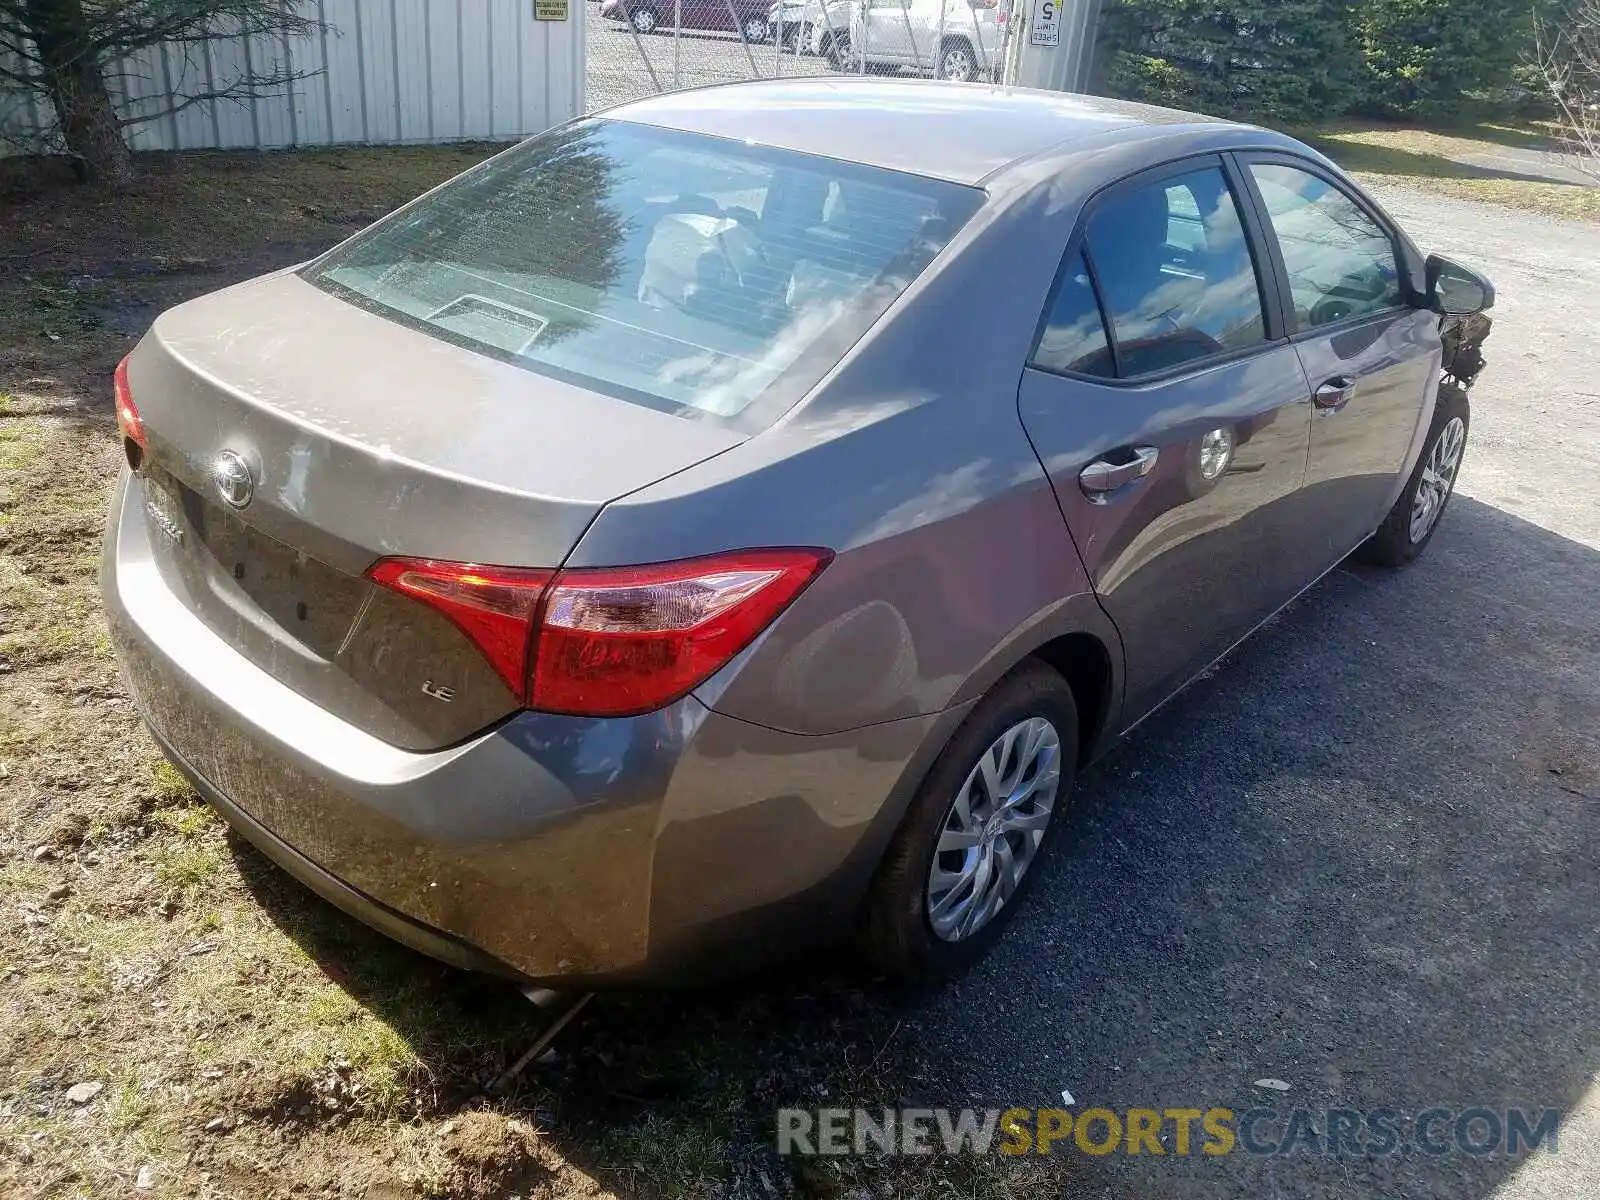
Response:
[1314, 375, 1358, 414]
[1079, 445, 1159, 499]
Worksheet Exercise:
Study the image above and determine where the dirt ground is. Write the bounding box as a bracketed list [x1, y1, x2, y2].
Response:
[1, 140, 1598, 1200]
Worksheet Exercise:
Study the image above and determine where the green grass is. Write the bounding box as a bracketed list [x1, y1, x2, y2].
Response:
[154, 841, 226, 891]
[1305, 121, 1600, 221]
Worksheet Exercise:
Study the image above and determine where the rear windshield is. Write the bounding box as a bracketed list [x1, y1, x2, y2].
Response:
[305, 119, 983, 426]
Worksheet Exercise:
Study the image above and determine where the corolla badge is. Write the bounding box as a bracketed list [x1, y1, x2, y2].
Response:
[212, 450, 255, 509]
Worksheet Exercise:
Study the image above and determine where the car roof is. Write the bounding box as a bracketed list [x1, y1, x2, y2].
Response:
[605, 78, 1239, 186]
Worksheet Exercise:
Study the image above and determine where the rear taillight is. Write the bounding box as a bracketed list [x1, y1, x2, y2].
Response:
[113, 355, 148, 468]
[367, 548, 831, 717]
[367, 559, 554, 697]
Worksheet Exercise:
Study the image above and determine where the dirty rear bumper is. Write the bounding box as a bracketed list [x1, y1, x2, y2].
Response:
[151, 723, 524, 978]
[103, 467, 958, 984]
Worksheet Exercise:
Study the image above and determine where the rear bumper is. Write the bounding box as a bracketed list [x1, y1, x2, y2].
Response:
[151, 723, 522, 978]
[103, 467, 957, 984]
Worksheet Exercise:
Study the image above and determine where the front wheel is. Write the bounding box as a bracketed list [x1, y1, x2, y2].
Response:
[630, 5, 659, 33]
[1357, 382, 1470, 567]
[857, 662, 1077, 983]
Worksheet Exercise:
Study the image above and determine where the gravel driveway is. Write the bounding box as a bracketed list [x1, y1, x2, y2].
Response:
[914, 185, 1600, 1196]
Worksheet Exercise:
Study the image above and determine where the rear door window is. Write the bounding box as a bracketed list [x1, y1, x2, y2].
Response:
[1032, 250, 1114, 377]
[305, 120, 982, 426]
[1082, 166, 1269, 377]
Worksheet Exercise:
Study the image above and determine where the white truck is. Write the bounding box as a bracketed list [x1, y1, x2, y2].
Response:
[849, 0, 1004, 81]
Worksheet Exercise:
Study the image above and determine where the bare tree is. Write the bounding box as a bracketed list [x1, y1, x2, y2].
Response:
[0, 1, 325, 186]
[1535, 1, 1600, 183]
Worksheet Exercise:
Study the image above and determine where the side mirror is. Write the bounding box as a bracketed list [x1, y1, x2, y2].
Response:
[1425, 254, 1494, 316]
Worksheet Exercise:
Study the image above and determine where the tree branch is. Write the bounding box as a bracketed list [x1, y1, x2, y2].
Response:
[80, 1, 325, 62]
[116, 65, 320, 127]
[1532, 6, 1600, 184]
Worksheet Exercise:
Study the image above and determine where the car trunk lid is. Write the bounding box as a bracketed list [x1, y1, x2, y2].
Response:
[124, 271, 743, 749]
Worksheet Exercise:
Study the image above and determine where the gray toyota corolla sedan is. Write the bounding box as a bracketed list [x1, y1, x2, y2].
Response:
[103, 79, 1494, 985]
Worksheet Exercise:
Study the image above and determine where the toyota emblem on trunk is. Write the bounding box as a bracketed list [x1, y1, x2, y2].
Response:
[213, 450, 255, 509]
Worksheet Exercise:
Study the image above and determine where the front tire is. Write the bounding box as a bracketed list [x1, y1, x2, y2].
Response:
[857, 662, 1077, 983]
[630, 5, 659, 33]
[1357, 382, 1470, 568]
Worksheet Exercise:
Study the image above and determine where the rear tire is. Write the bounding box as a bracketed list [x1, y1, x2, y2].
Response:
[630, 5, 659, 33]
[937, 38, 978, 81]
[857, 662, 1077, 984]
[1357, 383, 1470, 568]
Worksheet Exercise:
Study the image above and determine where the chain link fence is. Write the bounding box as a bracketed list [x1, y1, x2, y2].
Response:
[584, 0, 1023, 114]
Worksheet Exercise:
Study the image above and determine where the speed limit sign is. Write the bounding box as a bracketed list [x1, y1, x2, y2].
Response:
[1030, 0, 1061, 46]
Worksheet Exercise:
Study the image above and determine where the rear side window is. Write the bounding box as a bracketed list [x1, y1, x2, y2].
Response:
[1083, 167, 1268, 377]
[305, 120, 982, 426]
[1249, 163, 1401, 329]
[1032, 250, 1114, 377]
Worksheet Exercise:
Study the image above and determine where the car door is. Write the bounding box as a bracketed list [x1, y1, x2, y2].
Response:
[1237, 155, 1441, 561]
[681, 0, 729, 32]
[858, 0, 916, 64]
[1017, 156, 1320, 725]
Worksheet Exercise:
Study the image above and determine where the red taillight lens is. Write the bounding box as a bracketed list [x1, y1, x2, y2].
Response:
[365, 548, 831, 717]
[366, 559, 554, 696]
[531, 548, 832, 717]
[114, 355, 148, 465]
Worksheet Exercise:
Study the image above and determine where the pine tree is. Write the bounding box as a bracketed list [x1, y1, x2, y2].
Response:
[1094, 0, 1363, 126]
[1355, 0, 1544, 117]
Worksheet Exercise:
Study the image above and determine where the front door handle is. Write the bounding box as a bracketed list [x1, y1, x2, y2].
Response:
[1314, 375, 1357, 414]
[1079, 445, 1159, 499]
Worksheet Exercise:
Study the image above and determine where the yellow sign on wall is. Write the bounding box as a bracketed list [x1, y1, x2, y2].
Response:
[535, 0, 569, 18]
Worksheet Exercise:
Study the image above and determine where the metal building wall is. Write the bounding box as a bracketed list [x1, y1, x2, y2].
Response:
[0, 0, 584, 156]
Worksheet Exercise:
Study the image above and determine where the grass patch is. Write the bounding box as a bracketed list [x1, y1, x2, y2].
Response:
[147, 757, 196, 806]
[154, 840, 226, 891]
[1305, 121, 1600, 221]
[151, 803, 214, 839]
[601, 1116, 732, 1194]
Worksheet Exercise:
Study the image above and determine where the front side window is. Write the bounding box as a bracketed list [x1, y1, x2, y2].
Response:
[306, 120, 982, 425]
[1249, 163, 1402, 330]
[1084, 166, 1267, 377]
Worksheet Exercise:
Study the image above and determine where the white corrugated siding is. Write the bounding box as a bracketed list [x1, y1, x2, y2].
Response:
[0, 0, 583, 156]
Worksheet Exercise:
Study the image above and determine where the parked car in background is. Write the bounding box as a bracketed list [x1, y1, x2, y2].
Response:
[768, 0, 856, 56]
[850, 0, 1002, 80]
[601, 0, 771, 41]
[105, 81, 1494, 988]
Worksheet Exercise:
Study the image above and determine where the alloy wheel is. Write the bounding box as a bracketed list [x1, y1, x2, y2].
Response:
[632, 7, 657, 32]
[745, 16, 769, 41]
[1409, 415, 1466, 543]
[1198, 426, 1233, 481]
[926, 716, 1061, 942]
[941, 46, 975, 81]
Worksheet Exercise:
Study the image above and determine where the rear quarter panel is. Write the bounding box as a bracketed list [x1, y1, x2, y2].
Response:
[568, 150, 1123, 738]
